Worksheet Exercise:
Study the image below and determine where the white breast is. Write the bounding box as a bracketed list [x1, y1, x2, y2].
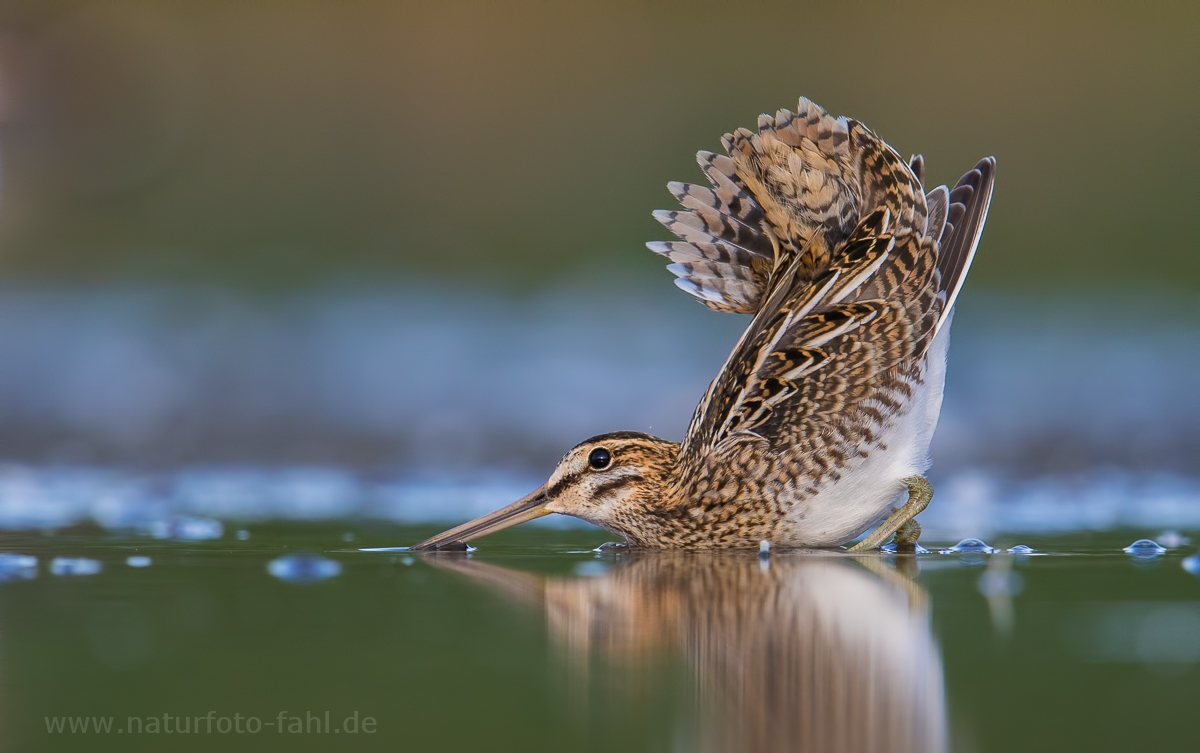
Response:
[779, 315, 953, 547]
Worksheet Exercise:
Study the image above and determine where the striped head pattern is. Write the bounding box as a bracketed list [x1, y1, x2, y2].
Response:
[543, 432, 679, 531]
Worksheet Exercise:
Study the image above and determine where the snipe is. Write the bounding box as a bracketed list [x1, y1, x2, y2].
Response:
[414, 97, 994, 551]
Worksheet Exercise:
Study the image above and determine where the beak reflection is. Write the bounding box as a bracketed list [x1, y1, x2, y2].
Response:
[411, 485, 550, 551]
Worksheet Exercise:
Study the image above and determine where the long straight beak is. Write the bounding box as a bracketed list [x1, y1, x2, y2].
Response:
[411, 486, 551, 551]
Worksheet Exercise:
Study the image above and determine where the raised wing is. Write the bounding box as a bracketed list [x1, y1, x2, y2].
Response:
[650, 98, 994, 481]
[677, 208, 940, 470]
[649, 98, 927, 314]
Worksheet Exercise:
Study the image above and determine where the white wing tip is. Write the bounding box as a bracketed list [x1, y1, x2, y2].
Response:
[673, 277, 725, 304]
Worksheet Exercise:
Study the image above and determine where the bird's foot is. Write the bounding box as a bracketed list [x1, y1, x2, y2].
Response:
[848, 476, 933, 552]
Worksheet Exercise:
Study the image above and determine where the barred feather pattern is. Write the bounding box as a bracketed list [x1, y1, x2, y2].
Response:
[634, 98, 994, 546]
[651, 226, 942, 545]
[650, 97, 929, 314]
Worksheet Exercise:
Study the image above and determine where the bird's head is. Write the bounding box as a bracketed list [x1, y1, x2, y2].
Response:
[412, 432, 679, 550]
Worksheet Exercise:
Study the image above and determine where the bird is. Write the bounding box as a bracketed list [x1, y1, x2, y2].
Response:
[413, 97, 995, 551]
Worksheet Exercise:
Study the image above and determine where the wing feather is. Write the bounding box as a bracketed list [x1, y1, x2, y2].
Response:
[648, 97, 993, 484]
[650, 97, 928, 315]
[680, 209, 935, 458]
[909, 154, 926, 186]
[933, 158, 995, 334]
[925, 185, 949, 243]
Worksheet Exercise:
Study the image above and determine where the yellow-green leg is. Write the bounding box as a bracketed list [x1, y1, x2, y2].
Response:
[848, 476, 933, 552]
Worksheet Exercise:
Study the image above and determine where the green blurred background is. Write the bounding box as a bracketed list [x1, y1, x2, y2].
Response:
[0, 0, 1194, 290]
[0, 10, 1196, 750]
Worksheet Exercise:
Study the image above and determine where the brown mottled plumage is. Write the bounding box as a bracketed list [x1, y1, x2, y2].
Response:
[414, 97, 995, 551]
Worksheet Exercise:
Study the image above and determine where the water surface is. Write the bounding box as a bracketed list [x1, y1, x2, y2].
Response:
[4, 522, 1197, 752]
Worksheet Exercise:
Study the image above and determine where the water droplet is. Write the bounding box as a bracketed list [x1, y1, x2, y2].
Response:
[126, 556, 152, 568]
[1008, 545, 1035, 554]
[1183, 554, 1200, 576]
[941, 538, 995, 554]
[1123, 539, 1167, 557]
[0, 553, 38, 582]
[50, 557, 102, 576]
[236, 530, 251, 541]
[267, 553, 342, 583]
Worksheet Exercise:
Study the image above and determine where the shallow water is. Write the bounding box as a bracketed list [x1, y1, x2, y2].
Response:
[4, 521, 1198, 752]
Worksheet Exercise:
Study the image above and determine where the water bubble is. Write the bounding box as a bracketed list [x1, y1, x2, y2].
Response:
[342, 532, 356, 542]
[1183, 554, 1200, 577]
[0, 553, 38, 582]
[126, 556, 152, 568]
[881, 542, 930, 554]
[149, 517, 224, 541]
[267, 553, 342, 583]
[758, 540, 771, 570]
[236, 530, 251, 541]
[1123, 539, 1167, 558]
[400, 556, 414, 567]
[940, 538, 996, 554]
[1008, 545, 1036, 554]
[50, 557, 102, 576]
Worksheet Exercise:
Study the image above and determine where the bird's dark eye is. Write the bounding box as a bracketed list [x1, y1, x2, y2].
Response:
[588, 447, 612, 470]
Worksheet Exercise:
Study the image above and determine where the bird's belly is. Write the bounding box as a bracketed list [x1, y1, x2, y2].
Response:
[779, 445, 916, 547]
[779, 325, 951, 548]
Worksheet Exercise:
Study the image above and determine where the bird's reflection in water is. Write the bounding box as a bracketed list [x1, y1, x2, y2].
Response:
[431, 551, 946, 753]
